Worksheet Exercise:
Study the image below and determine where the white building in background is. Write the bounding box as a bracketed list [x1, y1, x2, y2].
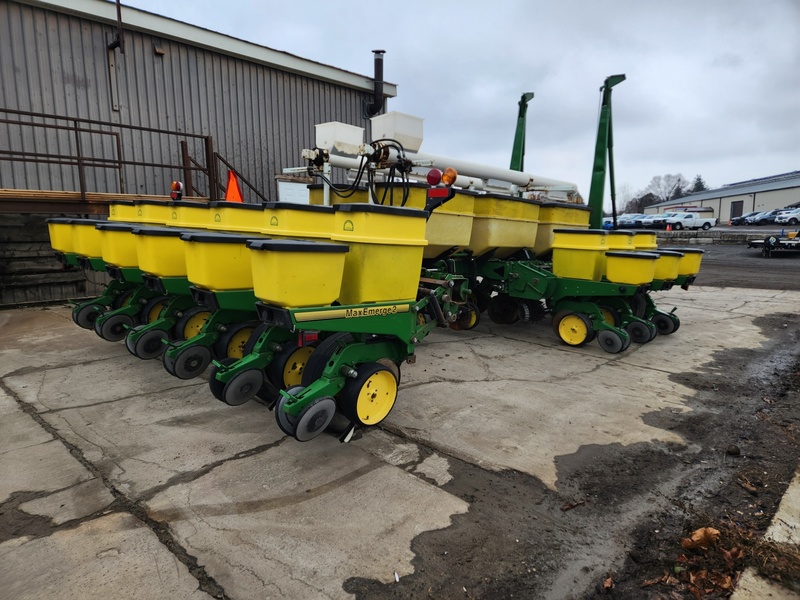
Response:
[644, 171, 800, 222]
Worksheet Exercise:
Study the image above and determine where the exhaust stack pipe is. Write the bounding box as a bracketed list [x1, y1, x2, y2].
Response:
[364, 50, 385, 118]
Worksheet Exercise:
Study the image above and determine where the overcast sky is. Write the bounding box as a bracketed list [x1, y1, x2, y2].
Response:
[125, 0, 799, 207]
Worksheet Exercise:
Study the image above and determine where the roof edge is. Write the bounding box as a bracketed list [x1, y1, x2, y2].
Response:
[17, 0, 398, 96]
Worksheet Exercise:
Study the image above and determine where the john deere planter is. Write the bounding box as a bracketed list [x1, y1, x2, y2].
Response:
[47, 111, 703, 444]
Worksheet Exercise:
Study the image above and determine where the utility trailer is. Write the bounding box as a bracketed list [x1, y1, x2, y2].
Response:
[748, 233, 800, 257]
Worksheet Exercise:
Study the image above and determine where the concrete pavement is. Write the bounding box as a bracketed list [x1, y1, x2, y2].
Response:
[1, 284, 798, 599]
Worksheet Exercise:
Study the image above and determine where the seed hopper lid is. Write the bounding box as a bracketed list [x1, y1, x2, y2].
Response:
[95, 222, 136, 232]
[69, 218, 108, 225]
[604, 251, 660, 259]
[247, 239, 348, 253]
[132, 226, 194, 237]
[133, 199, 171, 206]
[208, 201, 265, 211]
[334, 203, 428, 218]
[179, 231, 267, 244]
[262, 202, 335, 213]
[552, 228, 608, 234]
[168, 200, 209, 208]
[542, 202, 592, 211]
[661, 247, 705, 254]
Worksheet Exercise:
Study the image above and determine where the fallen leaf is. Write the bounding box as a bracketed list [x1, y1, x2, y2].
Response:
[603, 575, 614, 590]
[721, 546, 744, 569]
[642, 575, 664, 587]
[680, 527, 721, 550]
[560, 499, 586, 512]
[737, 477, 759, 494]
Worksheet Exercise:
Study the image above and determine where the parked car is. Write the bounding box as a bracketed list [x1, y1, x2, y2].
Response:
[776, 208, 800, 226]
[650, 212, 717, 230]
[730, 211, 761, 226]
[637, 215, 660, 228]
[616, 213, 647, 228]
[746, 209, 783, 225]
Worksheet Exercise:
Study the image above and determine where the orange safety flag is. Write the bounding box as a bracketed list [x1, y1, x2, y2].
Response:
[225, 170, 243, 202]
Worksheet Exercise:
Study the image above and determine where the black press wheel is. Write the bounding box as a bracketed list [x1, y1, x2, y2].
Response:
[294, 396, 337, 442]
[597, 329, 626, 354]
[651, 313, 676, 335]
[96, 313, 134, 342]
[209, 358, 237, 402]
[73, 303, 105, 329]
[625, 320, 655, 344]
[132, 328, 169, 359]
[222, 368, 264, 406]
[275, 387, 302, 436]
[338, 362, 398, 427]
[171, 344, 212, 380]
[125, 327, 139, 356]
[162, 345, 177, 376]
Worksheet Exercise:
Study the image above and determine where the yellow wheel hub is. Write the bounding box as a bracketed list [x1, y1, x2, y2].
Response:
[146, 301, 168, 324]
[558, 314, 590, 346]
[600, 307, 616, 326]
[183, 311, 211, 339]
[282, 346, 314, 388]
[225, 327, 254, 360]
[355, 369, 397, 425]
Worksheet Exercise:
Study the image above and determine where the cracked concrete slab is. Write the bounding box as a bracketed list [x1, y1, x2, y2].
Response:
[4, 347, 198, 414]
[0, 438, 94, 504]
[145, 436, 468, 599]
[0, 307, 128, 378]
[1, 282, 798, 599]
[0, 512, 208, 600]
[0, 384, 93, 504]
[0, 386, 53, 454]
[18, 478, 115, 525]
[381, 287, 791, 489]
[32, 383, 286, 499]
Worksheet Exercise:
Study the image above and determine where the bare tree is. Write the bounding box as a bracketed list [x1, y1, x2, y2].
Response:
[608, 183, 634, 216]
[642, 174, 690, 203]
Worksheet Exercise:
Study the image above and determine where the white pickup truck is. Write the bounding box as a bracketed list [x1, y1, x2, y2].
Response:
[649, 212, 717, 230]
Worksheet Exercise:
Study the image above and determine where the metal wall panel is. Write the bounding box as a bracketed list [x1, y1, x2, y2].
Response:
[0, 1, 374, 200]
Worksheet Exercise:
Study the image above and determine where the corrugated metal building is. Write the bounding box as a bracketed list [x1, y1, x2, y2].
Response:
[0, 0, 396, 203]
[0, 0, 396, 306]
[643, 171, 800, 222]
